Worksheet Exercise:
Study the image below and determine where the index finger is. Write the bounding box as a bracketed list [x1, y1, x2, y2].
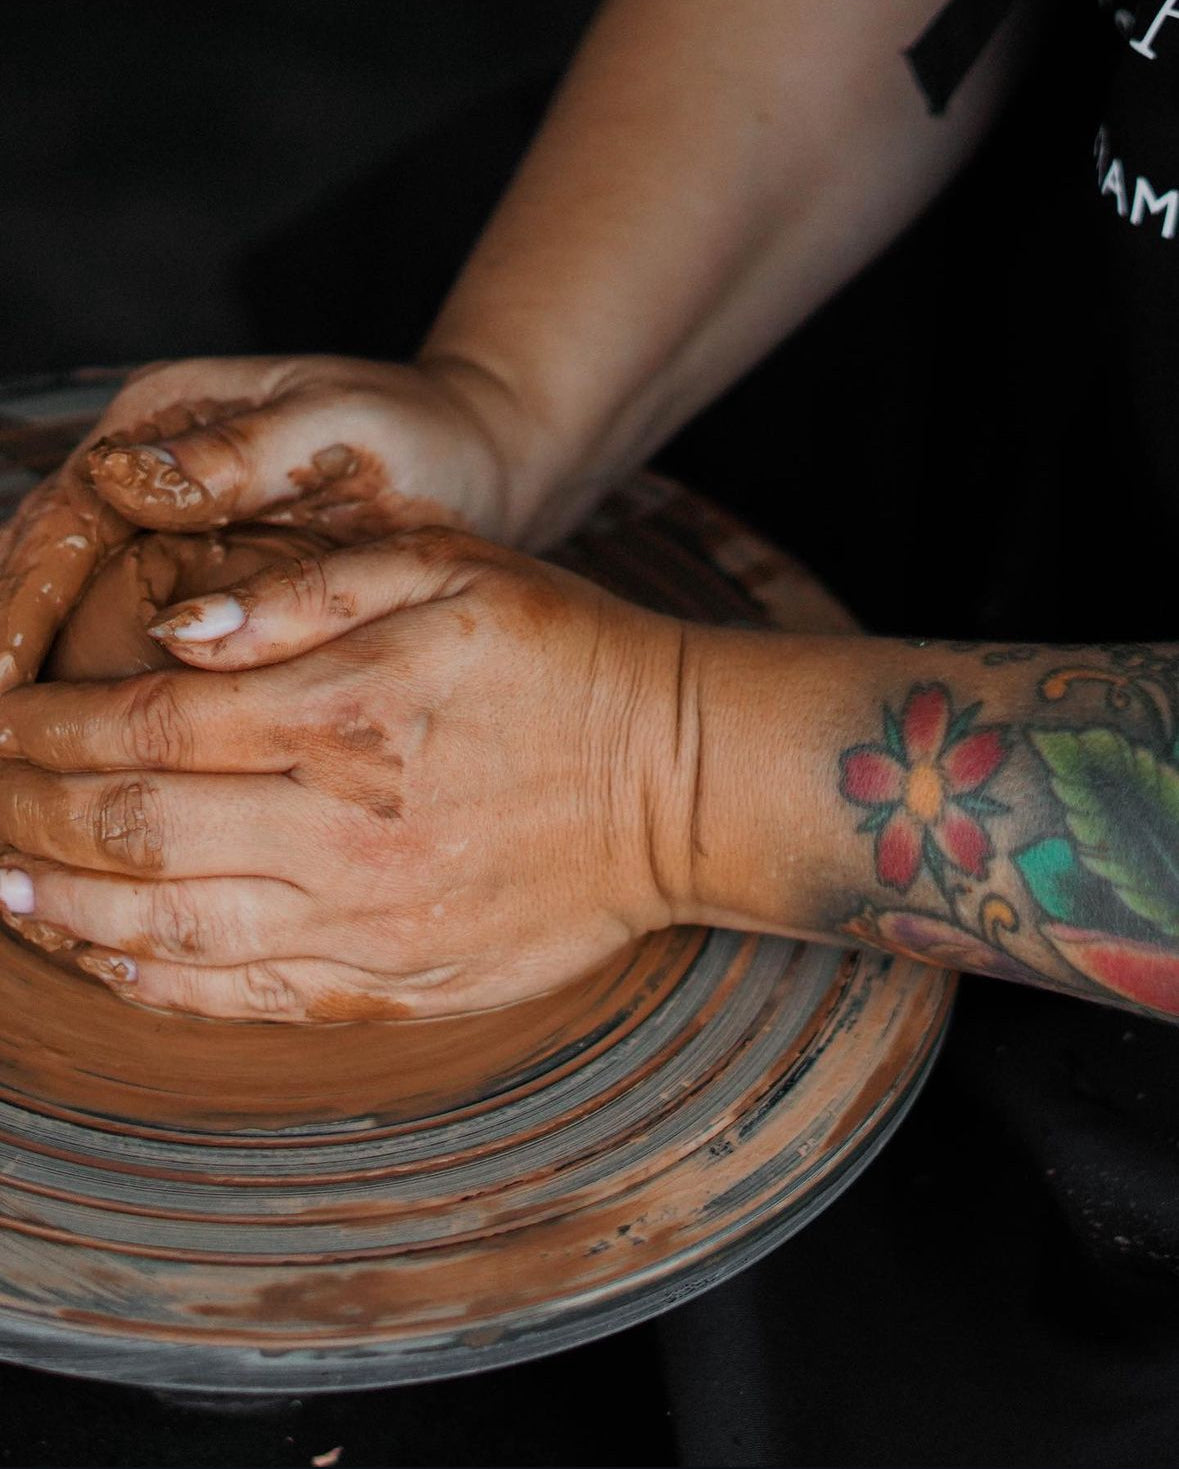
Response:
[0, 667, 285, 774]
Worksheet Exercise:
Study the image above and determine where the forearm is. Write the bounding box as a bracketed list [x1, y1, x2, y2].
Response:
[665, 633, 1179, 1021]
[421, 0, 1036, 547]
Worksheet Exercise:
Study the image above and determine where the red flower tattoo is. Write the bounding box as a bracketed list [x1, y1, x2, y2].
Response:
[839, 684, 1009, 893]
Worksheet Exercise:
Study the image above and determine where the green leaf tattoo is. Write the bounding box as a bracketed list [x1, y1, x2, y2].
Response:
[1028, 728, 1179, 938]
[1014, 835, 1155, 938]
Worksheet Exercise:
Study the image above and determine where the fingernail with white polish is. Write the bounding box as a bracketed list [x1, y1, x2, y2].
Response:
[0, 868, 34, 914]
[148, 593, 246, 643]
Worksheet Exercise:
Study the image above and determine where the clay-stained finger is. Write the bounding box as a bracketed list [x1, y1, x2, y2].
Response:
[0, 902, 87, 960]
[146, 530, 490, 668]
[0, 765, 309, 878]
[0, 466, 133, 692]
[0, 666, 288, 773]
[82, 953, 416, 1023]
[0, 853, 309, 967]
[86, 391, 399, 534]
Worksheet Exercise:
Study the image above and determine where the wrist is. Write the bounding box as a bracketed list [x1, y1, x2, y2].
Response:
[419, 320, 647, 552]
[411, 351, 558, 545]
[639, 620, 784, 934]
[662, 627, 832, 937]
[416, 333, 626, 552]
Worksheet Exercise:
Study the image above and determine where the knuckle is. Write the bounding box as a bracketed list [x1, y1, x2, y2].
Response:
[125, 674, 194, 768]
[145, 881, 207, 959]
[93, 779, 168, 871]
[240, 960, 302, 1017]
[273, 554, 333, 620]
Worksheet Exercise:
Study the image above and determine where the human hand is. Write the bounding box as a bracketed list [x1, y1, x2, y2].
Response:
[0, 528, 693, 1020]
[81, 354, 540, 545]
[0, 351, 537, 693]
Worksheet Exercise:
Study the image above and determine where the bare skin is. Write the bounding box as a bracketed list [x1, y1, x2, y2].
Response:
[0, 531, 684, 1019]
[80, 356, 523, 543]
[7, 0, 1160, 1027]
[0, 354, 532, 694]
[0, 535, 1173, 1026]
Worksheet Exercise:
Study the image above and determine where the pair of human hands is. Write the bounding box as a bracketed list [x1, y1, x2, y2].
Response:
[0, 357, 693, 1020]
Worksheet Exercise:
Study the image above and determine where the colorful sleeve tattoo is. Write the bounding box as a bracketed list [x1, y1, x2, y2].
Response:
[836, 644, 1179, 1020]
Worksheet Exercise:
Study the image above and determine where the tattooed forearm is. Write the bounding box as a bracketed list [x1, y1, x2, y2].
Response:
[837, 645, 1179, 1020]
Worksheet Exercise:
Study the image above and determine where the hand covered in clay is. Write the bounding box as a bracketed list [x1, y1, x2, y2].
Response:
[0, 529, 691, 1020]
[0, 353, 528, 692]
[0, 453, 134, 694]
[81, 355, 529, 545]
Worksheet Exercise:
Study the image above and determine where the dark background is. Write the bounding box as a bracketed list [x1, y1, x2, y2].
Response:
[0, 4, 1150, 1467]
[0, 0, 1111, 642]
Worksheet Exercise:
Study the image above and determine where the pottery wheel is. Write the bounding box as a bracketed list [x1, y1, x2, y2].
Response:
[0, 373, 954, 1393]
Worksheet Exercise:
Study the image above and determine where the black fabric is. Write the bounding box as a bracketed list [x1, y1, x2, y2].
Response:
[1093, 2, 1179, 558]
[0, 1319, 675, 1467]
[905, 0, 1019, 114]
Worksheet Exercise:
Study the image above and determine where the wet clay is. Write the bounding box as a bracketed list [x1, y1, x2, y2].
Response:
[0, 467, 132, 689]
[43, 525, 331, 681]
[0, 519, 696, 1132]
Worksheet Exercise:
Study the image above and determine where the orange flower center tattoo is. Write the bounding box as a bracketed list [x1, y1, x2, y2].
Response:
[905, 763, 945, 824]
[839, 683, 1009, 894]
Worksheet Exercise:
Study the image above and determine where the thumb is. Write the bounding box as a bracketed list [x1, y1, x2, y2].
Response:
[85, 395, 388, 533]
[145, 526, 497, 669]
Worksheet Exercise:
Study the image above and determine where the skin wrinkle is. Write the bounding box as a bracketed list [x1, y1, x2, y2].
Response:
[275, 555, 334, 624]
[0, 504, 684, 1031]
[238, 959, 300, 1017]
[5, 524, 336, 981]
[125, 681, 197, 785]
[147, 882, 204, 958]
[659, 622, 704, 923]
[95, 779, 166, 873]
